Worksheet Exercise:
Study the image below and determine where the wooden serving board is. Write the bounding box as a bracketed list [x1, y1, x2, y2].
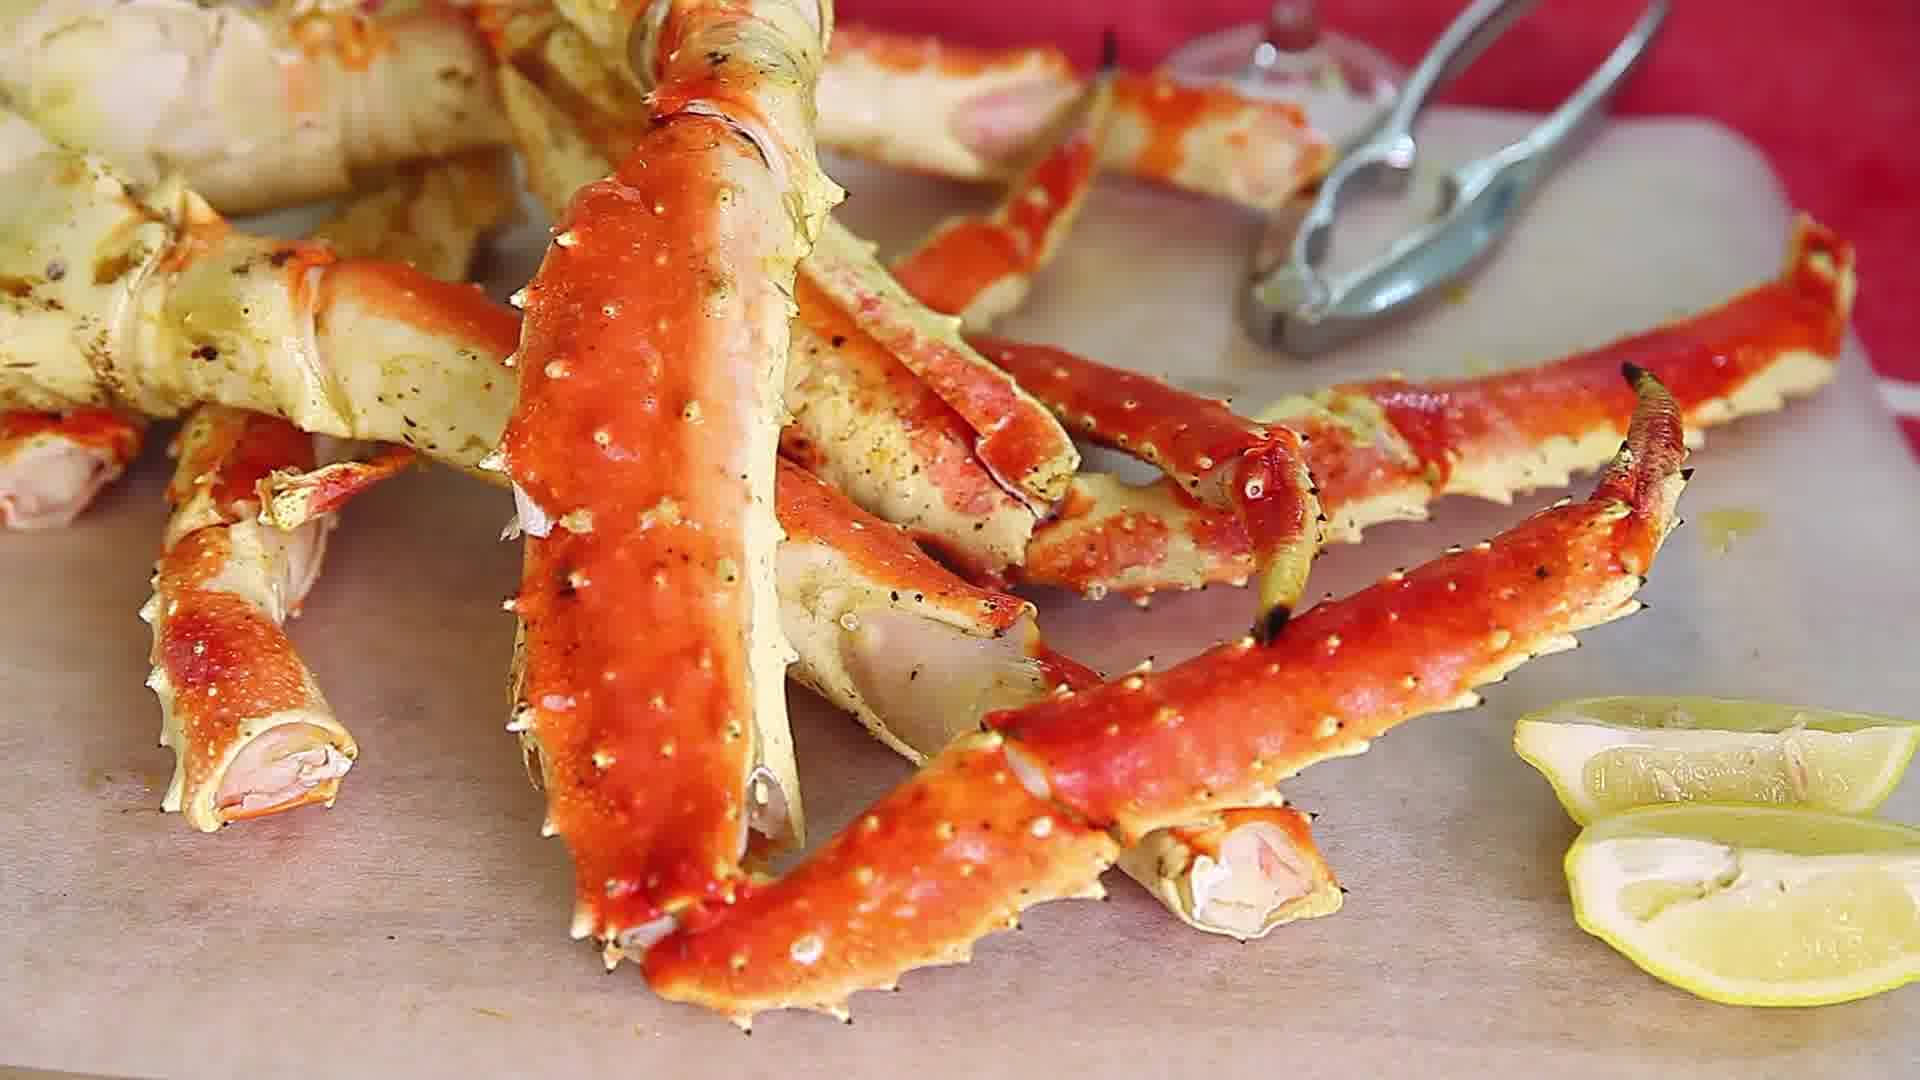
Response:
[3, 108, 1916, 1078]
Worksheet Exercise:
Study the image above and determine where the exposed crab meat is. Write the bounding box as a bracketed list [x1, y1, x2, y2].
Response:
[1019, 217, 1854, 600]
[643, 367, 1688, 1025]
[143, 406, 355, 831]
[0, 0, 510, 216]
[139, 147, 515, 830]
[498, 0, 841, 949]
[817, 23, 1332, 211]
[774, 457, 1044, 761]
[1117, 804, 1343, 941]
[773, 454, 1340, 932]
[889, 40, 1117, 329]
[0, 408, 145, 529]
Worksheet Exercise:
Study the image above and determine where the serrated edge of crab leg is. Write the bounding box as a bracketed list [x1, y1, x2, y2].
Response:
[143, 406, 354, 832]
[642, 367, 1684, 1025]
[816, 23, 1332, 210]
[991, 367, 1688, 840]
[799, 217, 1078, 513]
[498, 0, 840, 955]
[887, 37, 1117, 330]
[1020, 216, 1851, 599]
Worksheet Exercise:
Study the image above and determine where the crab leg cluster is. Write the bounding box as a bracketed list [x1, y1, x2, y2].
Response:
[642, 367, 1688, 1026]
[140, 147, 517, 829]
[1019, 217, 1853, 602]
[0, 0, 1869, 1034]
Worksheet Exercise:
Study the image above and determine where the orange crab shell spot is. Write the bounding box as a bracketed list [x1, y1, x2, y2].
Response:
[643, 734, 1119, 1018]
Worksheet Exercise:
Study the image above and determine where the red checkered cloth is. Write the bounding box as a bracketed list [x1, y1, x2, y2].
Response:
[841, 0, 1920, 456]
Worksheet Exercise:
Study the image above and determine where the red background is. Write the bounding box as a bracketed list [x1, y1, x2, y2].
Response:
[839, 0, 1920, 453]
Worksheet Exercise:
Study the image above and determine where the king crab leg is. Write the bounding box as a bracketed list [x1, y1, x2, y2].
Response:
[1020, 217, 1854, 602]
[142, 146, 517, 830]
[483, 15, 1061, 573]
[981, 334, 1320, 635]
[143, 406, 354, 830]
[0, 0, 511, 216]
[642, 367, 1688, 1027]
[817, 23, 1333, 211]
[497, 0, 841, 957]
[888, 36, 1118, 330]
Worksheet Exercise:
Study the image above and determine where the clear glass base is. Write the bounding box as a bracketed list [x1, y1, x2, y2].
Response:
[1161, 8, 1406, 148]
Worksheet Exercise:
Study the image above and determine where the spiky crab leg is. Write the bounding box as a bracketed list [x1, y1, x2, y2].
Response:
[817, 23, 1332, 211]
[499, 0, 841, 956]
[887, 38, 1117, 329]
[0, 0, 510, 216]
[141, 406, 354, 830]
[776, 454, 1341, 936]
[1022, 217, 1852, 601]
[642, 367, 1687, 1026]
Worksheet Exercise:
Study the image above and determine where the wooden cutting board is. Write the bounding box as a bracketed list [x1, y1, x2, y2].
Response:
[3, 108, 1916, 1079]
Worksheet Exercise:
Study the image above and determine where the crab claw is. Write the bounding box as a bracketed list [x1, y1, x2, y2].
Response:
[641, 367, 1687, 1024]
[976, 336, 1321, 633]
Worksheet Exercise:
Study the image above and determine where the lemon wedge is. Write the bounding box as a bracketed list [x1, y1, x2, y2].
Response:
[1566, 804, 1920, 1006]
[1515, 696, 1918, 825]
